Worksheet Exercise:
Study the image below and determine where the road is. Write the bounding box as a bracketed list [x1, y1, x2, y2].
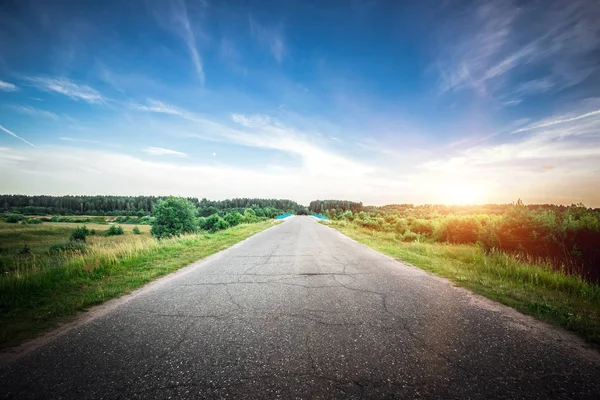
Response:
[1, 216, 599, 399]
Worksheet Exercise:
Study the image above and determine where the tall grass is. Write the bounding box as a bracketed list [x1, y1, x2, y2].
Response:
[332, 221, 600, 346]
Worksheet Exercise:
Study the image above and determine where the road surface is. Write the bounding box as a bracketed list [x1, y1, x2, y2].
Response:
[1, 216, 599, 399]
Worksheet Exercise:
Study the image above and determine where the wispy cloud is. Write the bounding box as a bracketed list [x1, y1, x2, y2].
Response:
[0, 80, 18, 91]
[512, 108, 600, 134]
[148, 0, 205, 83]
[435, 0, 600, 101]
[143, 146, 188, 157]
[11, 105, 59, 120]
[0, 125, 36, 147]
[59, 136, 103, 145]
[421, 102, 600, 175]
[27, 77, 106, 104]
[231, 113, 271, 127]
[130, 98, 201, 121]
[249, 16, 285, 63]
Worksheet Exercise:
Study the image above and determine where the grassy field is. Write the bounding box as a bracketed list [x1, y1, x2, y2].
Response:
[330, 221, 600, 347]
[0, 221, 271, 349]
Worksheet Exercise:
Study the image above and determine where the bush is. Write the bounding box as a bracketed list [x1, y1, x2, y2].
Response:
[224, 212, 243, 227]
[3, 213, 24, 223]
[105, 225, 124, 236]
[394, 219, 408, 234]
[151, 197, 198, 239]
[49, 241, 87, 255]
[70, 225, 90, 242]
[23, 218, 43, 225]
[400, 231, 419, 242]
[201, 213, 229, 233]
[132, 226, 141, 235]
[243, 208, 257, 223]
[410, 219, 435, 236]
[436, 216, 481, 244]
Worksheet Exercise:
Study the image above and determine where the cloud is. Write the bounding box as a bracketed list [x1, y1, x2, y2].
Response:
[436, 0, 600, 99]
[148, 0, 205, 83]
[11, 105, 59, 120]
[231, 113, 271, 127]
[130, 98, 201, 121]
[59, 137, 103, 145]
[249, 16, 285, 63]
[512, 108, 600, 134]
[143, 146, 188, 157]
[26, 77, 106, 104]
[0, 125, 36, 147]
[0, 80, 17, 91]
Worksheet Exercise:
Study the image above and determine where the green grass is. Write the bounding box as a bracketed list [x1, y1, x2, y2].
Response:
[330, 221, 600, 346]
[0, 221, 271, 349]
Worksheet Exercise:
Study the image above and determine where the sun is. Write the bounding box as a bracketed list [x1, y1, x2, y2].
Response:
[445, 184, 481, 205]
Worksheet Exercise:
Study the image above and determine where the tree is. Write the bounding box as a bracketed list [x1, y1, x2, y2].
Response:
[151, 197, 198, 239]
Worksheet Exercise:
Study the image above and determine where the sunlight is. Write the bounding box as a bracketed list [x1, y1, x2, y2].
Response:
[444, 183, 482, 205]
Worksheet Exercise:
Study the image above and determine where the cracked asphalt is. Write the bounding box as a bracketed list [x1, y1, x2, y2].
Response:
[1, 216, 599, 399]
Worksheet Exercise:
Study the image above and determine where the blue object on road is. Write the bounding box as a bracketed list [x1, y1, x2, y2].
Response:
[276, 214, 294, 219]
[311, 214, 329, 220]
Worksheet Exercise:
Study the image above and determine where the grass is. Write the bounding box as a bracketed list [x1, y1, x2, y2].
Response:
[330, 221, 600, 347]
[0, 221, 271, 349]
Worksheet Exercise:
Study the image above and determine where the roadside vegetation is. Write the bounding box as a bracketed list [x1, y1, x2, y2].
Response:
[314, 200, 600, 345]
[0, 197, 280, 349]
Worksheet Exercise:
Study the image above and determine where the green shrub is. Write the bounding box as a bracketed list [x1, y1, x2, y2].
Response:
[400, 231, 419, 242]
[394, 219, 408, 234]
[105, 225, 124, 236]
[49, 241, 87, 255]
[410, 219, 434, 236]
[132, 226, 141, 235]
[70, 225, 90, 242]
[436, 216, 481, 244]
[151, 197, 198, 239]
[3, 213, 24, 223]
[201, 213, 229, 233]
[23, 218, 43, 225]
[243, 208, 257, 223]
[213, 218, 230, 232]
[224, 212, 243, 227]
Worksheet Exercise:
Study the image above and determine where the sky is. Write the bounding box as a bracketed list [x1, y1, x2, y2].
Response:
[1, 0, 599, 206]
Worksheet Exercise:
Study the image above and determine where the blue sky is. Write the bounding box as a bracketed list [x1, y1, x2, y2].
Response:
[1, 0, 599, 206]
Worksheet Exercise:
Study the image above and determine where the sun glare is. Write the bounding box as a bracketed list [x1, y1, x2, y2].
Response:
[445, 184, 481, 205]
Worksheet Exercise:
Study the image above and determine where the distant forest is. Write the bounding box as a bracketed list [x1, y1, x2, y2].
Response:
[3, 195, 599, 217]
[0, 195, 307, 217]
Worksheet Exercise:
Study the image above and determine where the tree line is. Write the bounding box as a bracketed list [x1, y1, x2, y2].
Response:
[0, 195, 307, 217]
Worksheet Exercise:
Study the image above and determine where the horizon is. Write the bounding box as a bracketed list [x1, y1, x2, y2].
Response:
[0, 193, 595, 210]
[1, 1, 600, 207]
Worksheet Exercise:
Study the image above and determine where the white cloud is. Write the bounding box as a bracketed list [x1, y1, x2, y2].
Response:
[143, 147, 188, 157]
[512, 108, 600, 134]
[11, 105, 59, 120]
[0, 125, 36, 147]
[27, 77, 106, 104]
[0, 80, 18, 91]
[130, 98, 201, 121]
[59, 137, 103, 145]
[231, 113, 271, 127]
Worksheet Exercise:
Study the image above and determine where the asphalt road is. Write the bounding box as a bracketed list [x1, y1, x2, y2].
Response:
[1, 216, 599, 399]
